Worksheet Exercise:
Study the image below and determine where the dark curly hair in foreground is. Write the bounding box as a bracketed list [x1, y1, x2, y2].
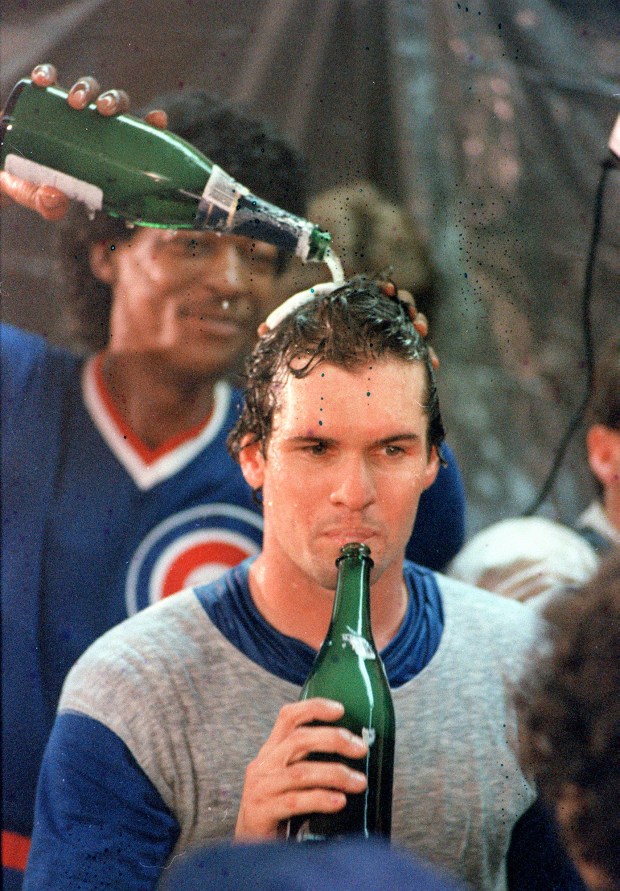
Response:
[516, 552, 620, 889]
[227, 276, 445, 462]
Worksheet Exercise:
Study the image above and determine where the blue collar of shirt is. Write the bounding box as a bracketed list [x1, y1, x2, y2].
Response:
[195, 558, 443, 688]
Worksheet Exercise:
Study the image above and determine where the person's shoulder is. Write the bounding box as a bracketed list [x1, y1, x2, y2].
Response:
[1, 321, 73, 361]
[432, 570, 544, 668]
[447, 516, 598, 601]
[1, 321, 45, 348]
[61, 589, 205, 705]
[406, 559, 537, 632]
[1, 322, 80, 388]
[434, 569, 534, 616]
[57, 588, 220, 751]
[1, 322, 46, 371]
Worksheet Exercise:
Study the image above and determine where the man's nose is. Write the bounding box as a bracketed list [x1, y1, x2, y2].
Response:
[329, 456, 376, 511]
[204, 240, 250, 294]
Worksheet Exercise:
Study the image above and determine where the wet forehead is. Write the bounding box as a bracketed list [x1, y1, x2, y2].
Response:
[273, 359, 428, 438]
[134, 227, 279, 258]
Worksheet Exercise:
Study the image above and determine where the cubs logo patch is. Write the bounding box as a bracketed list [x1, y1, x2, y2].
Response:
[125, 504, 263, 614]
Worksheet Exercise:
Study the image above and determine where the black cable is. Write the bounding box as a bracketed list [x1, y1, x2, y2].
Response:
[523, 159, 614, 516]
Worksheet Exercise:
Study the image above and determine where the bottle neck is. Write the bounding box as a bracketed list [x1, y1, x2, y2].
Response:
[328, 555, 373, 640]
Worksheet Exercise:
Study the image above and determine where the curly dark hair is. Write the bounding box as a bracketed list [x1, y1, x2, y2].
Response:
[55, 90, 308, 351]
[227, 276, 445, 462]
[516, 552, 620, 888]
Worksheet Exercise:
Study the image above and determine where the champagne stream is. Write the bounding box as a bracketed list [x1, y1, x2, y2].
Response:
[325, 249, 345, 285]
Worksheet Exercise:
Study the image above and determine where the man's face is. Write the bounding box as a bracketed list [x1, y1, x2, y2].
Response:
[92, 228, 279, 377]
[240, 358, 440, 592]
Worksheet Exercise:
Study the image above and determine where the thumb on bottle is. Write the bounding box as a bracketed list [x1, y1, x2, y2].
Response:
[0, 171, 69, 220]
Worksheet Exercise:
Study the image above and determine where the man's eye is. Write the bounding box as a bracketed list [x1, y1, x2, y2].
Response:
[185, 238, 211, 254]
[307, 442, 328, 455]
[244, 247, 277, 272]
[384, 445, 404, 456]
[172, 237, 213, 256]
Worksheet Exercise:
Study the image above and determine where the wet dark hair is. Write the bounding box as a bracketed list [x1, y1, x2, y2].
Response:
[227, 276, 445, 462]
[516, 552, 620, 888]
[56, 91, 308, 351]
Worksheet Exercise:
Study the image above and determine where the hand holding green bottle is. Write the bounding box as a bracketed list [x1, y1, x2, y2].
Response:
[1, 66, 332, 262]
[236, 544, 394, 843]
[0, 63, 165, 221]
[235, 697, 368, 841]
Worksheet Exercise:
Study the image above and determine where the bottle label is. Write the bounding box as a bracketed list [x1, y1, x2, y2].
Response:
[197, 164, 249, 228]
[5, 154, 103, 213]
[295, 227, 311, 261]
[289, 819, 327, 843]
[341, 629, 376, 660]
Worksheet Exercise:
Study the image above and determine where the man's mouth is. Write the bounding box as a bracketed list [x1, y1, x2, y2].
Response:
[321, 528, 379, 547]
[176, 303, 247, 337]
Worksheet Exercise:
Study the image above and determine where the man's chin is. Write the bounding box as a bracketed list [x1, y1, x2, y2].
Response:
[163, 342, 245, 379]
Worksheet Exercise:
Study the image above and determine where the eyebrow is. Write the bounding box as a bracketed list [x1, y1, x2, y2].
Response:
[287, 435, 337, 446]
[287, 433, 422, 447]
[375, 434, 422, 446]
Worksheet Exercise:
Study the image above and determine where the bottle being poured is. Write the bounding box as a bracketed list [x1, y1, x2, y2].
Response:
[1, 76, 336, 266]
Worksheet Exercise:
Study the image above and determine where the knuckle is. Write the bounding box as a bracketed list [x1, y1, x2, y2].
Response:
[282, 790, 307, 814]
[243, 756, 261, 783]
[144, 109, 167, 130]
[279, 702, 297, 719]
[278, 702, 302, 728]
[290, 725, 321, 752]
[16, 180, 37, 204]
[288, 761, 312, 785]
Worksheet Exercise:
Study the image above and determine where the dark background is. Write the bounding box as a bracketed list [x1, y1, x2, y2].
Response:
[2, 0, 619, 534]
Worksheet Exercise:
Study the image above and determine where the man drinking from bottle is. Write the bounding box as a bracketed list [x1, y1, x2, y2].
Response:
[24, 278, 581, 890]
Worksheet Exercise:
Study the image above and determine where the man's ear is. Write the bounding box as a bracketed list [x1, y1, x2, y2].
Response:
[88, 240, 117, 285]
[586, 424, 617, 488]
[238, 436, 266, 491]
[422, 446, 441, 492]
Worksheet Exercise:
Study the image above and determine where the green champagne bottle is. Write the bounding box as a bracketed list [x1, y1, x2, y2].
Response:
[0, 78, 331, 263]
[288, 542, 395, 842]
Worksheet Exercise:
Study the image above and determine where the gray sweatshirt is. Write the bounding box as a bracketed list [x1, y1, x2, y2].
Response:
[61, 574, 539, 890]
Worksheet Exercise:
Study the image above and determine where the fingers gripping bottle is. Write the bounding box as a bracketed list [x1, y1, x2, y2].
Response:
[288, 542, 395, 842]
[0, 78, 332, 263]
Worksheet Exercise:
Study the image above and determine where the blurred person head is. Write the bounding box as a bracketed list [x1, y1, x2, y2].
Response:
[160, 838, 466, 891]
[55, 90, 308, 354]
[517, 552, 620, 890]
